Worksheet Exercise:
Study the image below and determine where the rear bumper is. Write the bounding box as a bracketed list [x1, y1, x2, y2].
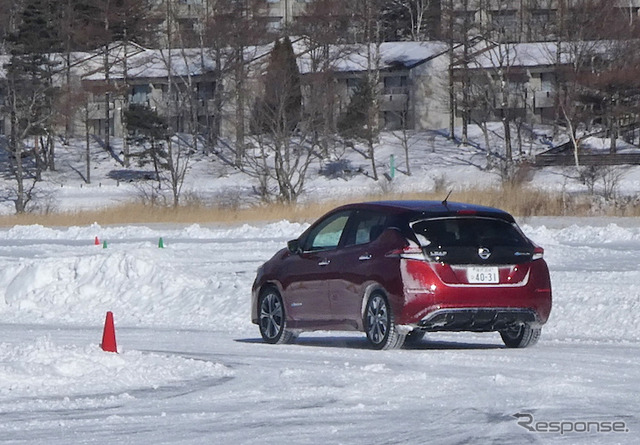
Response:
[416, 307, 539, 332]
[395, 258, 552, 327]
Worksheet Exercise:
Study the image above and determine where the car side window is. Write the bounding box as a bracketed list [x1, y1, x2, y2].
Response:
[345, 211, 388, 246]
[304, 212, 350, 251]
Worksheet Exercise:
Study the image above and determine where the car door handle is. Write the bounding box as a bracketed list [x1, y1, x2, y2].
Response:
[359, 254, 372, 261]
[318, 259, 331, 266]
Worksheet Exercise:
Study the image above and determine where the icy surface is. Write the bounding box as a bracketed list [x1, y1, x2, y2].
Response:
[0, 219, 638, 443]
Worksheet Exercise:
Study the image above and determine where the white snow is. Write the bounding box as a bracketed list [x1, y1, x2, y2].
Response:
[0, 218, 638, 443]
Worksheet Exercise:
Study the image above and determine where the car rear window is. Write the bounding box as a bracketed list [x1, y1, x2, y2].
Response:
[412, 217, 531, 248]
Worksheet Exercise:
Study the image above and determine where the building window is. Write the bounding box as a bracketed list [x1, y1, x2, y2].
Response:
[131, 84, 152, 105]
[266, 17, 282, 31]
[197, 82, 215, 102]
[491, 10, 518, 36]
[383, 75, 408, 94]
[346, 77, 362, 96]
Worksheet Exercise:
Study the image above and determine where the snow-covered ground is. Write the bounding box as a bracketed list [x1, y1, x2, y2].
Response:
[0, 219, 638, 444]
[3, 124, 640, 215]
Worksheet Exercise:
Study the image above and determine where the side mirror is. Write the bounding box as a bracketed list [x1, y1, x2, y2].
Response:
[287, 239, 301, 254]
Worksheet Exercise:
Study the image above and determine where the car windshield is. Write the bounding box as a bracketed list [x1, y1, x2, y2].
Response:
[411, 217, 530, 248]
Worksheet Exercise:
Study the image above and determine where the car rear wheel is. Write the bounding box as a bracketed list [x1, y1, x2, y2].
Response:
[259, 288, 296, 344]
[500, 324, 541, 348]
[364, 292, 405, 350]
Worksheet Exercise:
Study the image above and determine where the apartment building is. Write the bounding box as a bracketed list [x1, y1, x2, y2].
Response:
[446, 0, 640, 42]
[150, 0, 302, 46]
[0, 38, 568, 141]
[154, 0, 640, 45]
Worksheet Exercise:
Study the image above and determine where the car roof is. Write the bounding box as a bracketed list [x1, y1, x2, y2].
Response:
[336, 200, 516, 222]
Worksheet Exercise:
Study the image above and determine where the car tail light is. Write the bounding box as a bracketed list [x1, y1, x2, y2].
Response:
[387, 245, 426, 261]
[532, 246, 544, 260]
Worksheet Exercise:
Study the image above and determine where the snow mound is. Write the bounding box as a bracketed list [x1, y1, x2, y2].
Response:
[1, 221, 308, 241]
[0, 336, 232, 400]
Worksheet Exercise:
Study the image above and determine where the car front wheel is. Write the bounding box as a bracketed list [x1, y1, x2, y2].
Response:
[258, 288, 296, 344]
[364, 292, 405, 350]
[500, 324, 541, 348]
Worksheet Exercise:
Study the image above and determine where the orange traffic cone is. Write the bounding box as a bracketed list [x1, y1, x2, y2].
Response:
[100, 311, 118, 353]
[94, 236, 100, 245]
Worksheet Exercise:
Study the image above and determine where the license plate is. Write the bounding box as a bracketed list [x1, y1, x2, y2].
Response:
[467, 267, 499, 284]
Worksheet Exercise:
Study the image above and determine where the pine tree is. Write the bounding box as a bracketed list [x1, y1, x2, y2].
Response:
[123, 104, 170, 184]
[260, 37, 302, 135]
[337, 78, 377, 141]
[5, 0, 62, 212]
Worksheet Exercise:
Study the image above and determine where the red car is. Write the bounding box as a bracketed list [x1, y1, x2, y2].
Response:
[251, 201, 552, 349]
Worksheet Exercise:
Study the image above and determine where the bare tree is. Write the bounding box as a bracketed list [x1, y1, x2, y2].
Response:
[339, 0, 388, 181]
[291, 0, 351, 159]
[382, 0, 436, 41]
[199, 0, 269, 164]
[244, 37, 316, 203]
[549, 0, 635, 166]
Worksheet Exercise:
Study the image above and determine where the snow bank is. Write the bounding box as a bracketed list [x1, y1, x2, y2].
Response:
[0, 221, 308, 241]
[0, 221, 309, 330]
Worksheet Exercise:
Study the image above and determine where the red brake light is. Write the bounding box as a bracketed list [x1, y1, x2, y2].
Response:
[387, 245, 425, 260]
[532, 246, 544, 260]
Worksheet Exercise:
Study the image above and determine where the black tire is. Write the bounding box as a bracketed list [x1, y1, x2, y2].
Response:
[403, 330, 426, 346]
[258, 288, 297, 344]
[364, 291, 405, 350]
[500, 324, 541, 348]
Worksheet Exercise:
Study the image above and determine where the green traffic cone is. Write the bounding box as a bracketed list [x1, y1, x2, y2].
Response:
[103, 240, 108, 249]
[158, 237, 164, 248]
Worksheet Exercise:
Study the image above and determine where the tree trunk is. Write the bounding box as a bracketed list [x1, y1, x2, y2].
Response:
[85, 104, 91, 184]
[609, 116, 618, 154]
[11, 105, 26, 214]
[503, 117, 512, 161]
[235, 47, 246, 166]
[447, 0, 455, 140]
[122, 36, 130, 167]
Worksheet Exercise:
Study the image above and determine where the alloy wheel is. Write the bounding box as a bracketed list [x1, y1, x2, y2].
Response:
[260, 291, 283, 341]
[366, 294, 389, 345]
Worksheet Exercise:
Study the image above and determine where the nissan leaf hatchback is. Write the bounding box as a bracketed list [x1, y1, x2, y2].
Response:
[251, 201, 552, 350]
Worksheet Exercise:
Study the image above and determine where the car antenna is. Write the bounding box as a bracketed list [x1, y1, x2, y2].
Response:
[442, 190, 453, 206]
